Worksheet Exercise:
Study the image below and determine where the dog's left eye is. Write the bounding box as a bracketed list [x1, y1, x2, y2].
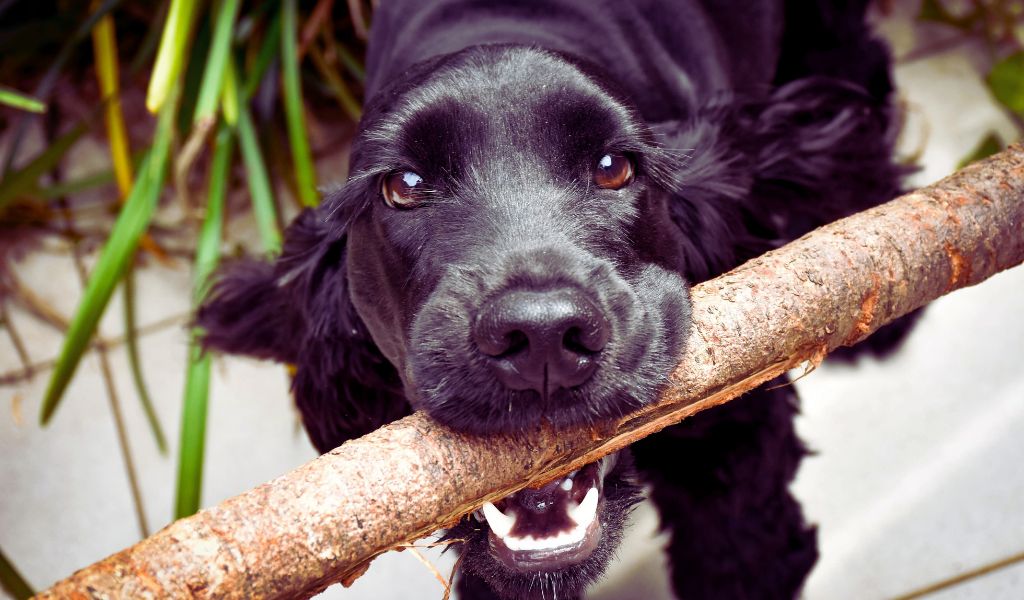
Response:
[594, 153, 634, 190]
[382, 171, 426, 208]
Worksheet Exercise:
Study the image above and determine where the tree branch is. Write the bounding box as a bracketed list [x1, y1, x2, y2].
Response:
[38, 145, 1024, 599]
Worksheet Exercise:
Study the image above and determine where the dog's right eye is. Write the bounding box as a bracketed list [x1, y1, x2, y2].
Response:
[594, 153, 634, 190]
[382, 171, 426, 208]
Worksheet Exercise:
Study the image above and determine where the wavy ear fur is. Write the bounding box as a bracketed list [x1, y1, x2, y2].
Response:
[651, 73, 918, 358]
[194, 258, 307, 363]
[652, 75, 906, 284]
[198, 187, 408, 453]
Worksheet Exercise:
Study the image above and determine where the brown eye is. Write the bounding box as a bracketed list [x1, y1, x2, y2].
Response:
[593, 153, 634, 189]
[382, 171, 426, 208]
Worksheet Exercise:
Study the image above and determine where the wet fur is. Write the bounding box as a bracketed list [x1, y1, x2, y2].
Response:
[198, 1, 918, 598]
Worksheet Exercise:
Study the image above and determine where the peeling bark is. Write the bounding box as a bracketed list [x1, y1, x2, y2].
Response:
[37, 145, 1024, 599]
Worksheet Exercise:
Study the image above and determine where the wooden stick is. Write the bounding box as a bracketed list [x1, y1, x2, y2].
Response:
[37, 145, 1024, 599]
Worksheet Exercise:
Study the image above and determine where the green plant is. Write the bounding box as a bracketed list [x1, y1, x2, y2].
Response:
[0, 0, 367, 541]
[915, 0, 1024, 165]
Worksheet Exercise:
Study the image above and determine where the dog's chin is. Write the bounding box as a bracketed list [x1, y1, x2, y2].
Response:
[444, 452, 642, 600]
[410, 384, 652, 437]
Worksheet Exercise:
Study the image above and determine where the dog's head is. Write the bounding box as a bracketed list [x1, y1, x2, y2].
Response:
[336, 46, 691, 597]
[344, 45, 692, 434]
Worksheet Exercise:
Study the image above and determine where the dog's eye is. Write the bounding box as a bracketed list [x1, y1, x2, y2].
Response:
[382, 171, 426, 208]
[594, 153, 634, 190]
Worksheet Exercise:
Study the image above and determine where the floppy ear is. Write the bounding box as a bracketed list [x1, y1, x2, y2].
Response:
[196, 209, 322, 364]
[198, 187, 409, 453]
[741, 77, 907, 242]
[288, 225, 410, 453]
[653, 76, 918, 358]
[652, 76, 905, 282]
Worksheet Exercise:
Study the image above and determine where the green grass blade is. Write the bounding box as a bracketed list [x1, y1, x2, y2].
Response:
[0, 547, 34, 600]
[242, 10, 282, 101]
[146, 0, 198, 113]
[39, 86, 180, 425]
[193, 0, 242, 125]
[335, 40, 365, 84]
[234, 74, 282, 253]
[175, 121, 233, 519]
[176, 343, 211, 518]
[194, 124, 233, 292]
[0, 85, 45, 113]
[280, 0, 319, 207]
[219, 47, 239, 126]
[123, 269, 169, 454]
[0, 121, 89, 212]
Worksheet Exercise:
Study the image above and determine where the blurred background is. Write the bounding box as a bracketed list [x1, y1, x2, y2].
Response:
[0, 1, 1022, 598]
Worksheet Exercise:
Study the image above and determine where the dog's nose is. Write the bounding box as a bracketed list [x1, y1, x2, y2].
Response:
[473, 288, 608, 393]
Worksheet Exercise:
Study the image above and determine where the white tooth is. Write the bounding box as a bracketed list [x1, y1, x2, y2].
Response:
[489, 487, 600, 553]
[560, 477, 573, 492]
[473, 509, 486, 522]
[568, 487, 599, 528]
[501, 522, 588, 551]
[481, 502, 515, 538]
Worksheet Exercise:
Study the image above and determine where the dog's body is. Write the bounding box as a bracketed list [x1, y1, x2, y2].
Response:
[199, 1, 916, 598]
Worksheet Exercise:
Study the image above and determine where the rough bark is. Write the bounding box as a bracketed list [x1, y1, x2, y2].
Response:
[38, 145, 1024, 599]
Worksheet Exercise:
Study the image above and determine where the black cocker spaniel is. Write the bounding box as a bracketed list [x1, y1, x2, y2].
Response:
[198, 1, 918, 598]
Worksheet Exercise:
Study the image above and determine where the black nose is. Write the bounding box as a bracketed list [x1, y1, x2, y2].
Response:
[473, 288, 609, 394]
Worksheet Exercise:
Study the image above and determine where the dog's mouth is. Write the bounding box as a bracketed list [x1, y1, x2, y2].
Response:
[473, 454, 616, 572]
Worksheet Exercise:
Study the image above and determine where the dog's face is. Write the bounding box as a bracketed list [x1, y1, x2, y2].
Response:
[326, 45, 692, 597]
[319, 45, 692, 593]
[345, 45, 691, 432]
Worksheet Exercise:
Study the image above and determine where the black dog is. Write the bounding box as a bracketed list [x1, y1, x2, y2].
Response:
[199, 1, 917, 597]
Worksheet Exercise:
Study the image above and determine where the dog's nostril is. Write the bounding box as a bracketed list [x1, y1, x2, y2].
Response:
[563, 327, 585, 354]
[473, 288, 608, 393]
[485, 330, 529, 359]
[475, 325, 522, 357]
[563, 326, 603, 355]
[505, 330, 529, 356]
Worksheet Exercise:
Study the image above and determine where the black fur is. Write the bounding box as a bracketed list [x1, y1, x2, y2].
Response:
[443, 453, 644, 599]
[198, 1, 917, 597]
